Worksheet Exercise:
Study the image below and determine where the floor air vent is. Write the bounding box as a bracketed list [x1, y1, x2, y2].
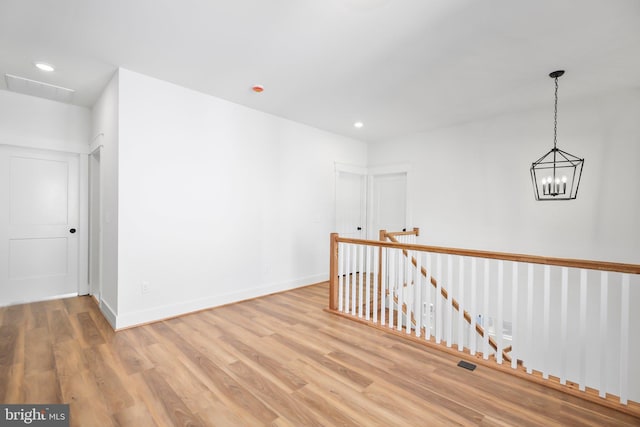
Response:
[457, 360, 477, 371]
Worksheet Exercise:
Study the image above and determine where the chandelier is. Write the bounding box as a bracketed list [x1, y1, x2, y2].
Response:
[530, 70, 584, 201]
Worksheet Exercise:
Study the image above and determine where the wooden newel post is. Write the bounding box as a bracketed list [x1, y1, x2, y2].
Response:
[329, 233, 339, 310]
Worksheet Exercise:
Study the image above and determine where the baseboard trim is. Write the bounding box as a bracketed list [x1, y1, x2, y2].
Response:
[99, 299, 117, 329]
[113, 274, 327, 330]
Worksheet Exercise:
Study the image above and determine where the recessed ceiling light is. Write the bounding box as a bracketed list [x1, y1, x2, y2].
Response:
[34, 62, 55, 72]
[252, 84, 264, 93]
[354, 121, 364, 128]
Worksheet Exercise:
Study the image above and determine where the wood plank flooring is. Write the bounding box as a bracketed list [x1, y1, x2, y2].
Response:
[1, 282, 638, 426]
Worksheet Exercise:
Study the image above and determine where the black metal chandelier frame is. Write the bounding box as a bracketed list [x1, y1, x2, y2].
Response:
[530, 70, 584, 201]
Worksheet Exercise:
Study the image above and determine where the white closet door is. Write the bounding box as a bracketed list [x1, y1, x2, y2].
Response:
[0, 146, 79, 306]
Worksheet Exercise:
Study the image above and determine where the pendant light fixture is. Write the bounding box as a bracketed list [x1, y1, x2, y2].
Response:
[530, 70, 584, 201]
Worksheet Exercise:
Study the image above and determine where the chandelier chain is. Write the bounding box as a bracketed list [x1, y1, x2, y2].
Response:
[553, 76, 558, 150]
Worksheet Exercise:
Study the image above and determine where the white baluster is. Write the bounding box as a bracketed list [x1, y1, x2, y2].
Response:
[365, 245, 371, 320]
[373, 246, 379, 323]
[599, 272, 608, 398]
[344, 244, 350, 314]
[496, 260, 504, 365]
[389, 249, 395, 329]
[578, 269, 587, 391]
[483, 259, 490, 360]
[415, 252, 422, 338]
[425, 253, 432, 340]
[397, 248, 404, 332]
[470, 258, 477, 356]
[406, 248, 413, 334]
[351, 244, 357, 315]
[436, 254, 442, 344]
[446, 255, 453, 348]
[543, 265, 550, 379]
[526, 264, 534, 374]
[381, 247, 387, 326]
[620, 273, 630, 405]
[358, 244, 364, 318]
[338, 242, 344, 312]
[560, 267, 568, 384]
[511, 262, 518, 369]
[458, 257, 465, 351]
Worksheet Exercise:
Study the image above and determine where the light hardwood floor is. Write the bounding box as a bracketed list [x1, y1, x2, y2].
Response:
[0, 282, 638, 426]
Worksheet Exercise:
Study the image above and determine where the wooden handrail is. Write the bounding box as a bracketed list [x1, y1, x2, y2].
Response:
[385, 227, 420, 237]
[333, 236, 640, 275]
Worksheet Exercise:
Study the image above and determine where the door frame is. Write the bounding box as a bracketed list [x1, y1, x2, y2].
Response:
[89, 145, 102, 300]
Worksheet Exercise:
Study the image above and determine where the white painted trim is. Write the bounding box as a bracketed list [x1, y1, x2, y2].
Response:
[100, 298, 117, 329]
[89, 133, 104, 155]
[88, 148, 103, 299]
[89, 144, 104, 156]
[78, 153, 89, 295]
[113, 274, 327, 329]
[335, 162, 367, 175]
[405, 168, 412, 229]
[368, 163, 411, 176]
[337, 163, 411, 176]
[0, 140, 90, 155]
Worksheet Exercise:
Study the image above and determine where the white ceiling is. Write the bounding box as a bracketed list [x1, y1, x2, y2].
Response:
[1, 0, 639, 142]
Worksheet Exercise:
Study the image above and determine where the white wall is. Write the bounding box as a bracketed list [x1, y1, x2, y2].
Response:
[90, 72, 120, 324]
[369, 88, 640, 264]
[0, 89, 90, 152]
[112, 69, 366, 328]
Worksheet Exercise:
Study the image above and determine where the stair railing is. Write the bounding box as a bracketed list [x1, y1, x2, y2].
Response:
[380, 228, 511, 362]
[328, 232, 640, 417]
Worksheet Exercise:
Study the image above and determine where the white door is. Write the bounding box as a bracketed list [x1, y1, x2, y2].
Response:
[0, 146, 79, 306]
[370, 172, 407, 238]
[336, 170, 366, 238]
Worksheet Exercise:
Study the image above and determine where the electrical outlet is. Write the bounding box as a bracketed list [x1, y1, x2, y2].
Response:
[141, 281, 150, 294]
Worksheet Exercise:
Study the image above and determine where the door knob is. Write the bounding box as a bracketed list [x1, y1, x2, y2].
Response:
[69, 228, 76, 234]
